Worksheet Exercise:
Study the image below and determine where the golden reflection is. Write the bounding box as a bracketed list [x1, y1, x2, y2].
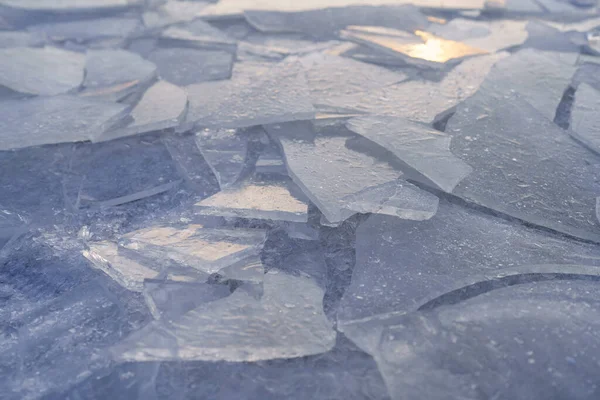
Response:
[427, 16, 447, 24]
[341, 26, 488, 63]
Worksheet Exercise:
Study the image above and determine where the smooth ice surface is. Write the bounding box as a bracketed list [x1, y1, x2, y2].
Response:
[96, 81, 188, 142]
[428, 18, 528, 52]
[244, 5, 429, 39]
[338, 199, 600, 326]
[298, 53, 408, 103]
[0, 46, 85, 96]
[446, 89, 600, 242]
[342, 179, 439, 220]
[481, 49, 577, 120]
[194, 127, 250, 188]
[340, 25, 488, 68]
[81, 49, 157, 101]
[571, 83, 600, 154]
[147, 48, 233, 86]
[28, 18, 142, 42]
[111, 270, 336, 362]
[316, 52, 507, 124]
[347, 116, 473, 193]
[0, 95, 128, 150]
[184, 62, 315, 130]
[119, 224, 267, 275]
[270, 125, 402, 224]
[195, 178, 310, 222]
[355, 279, 600, 400]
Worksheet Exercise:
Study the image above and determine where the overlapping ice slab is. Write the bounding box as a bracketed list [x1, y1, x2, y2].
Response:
[0, 46, 85, 95]
[445, 88, 600, 242]
[183, 62, 315, 130]
[28, 18, 142, 42]
[0, 95, 128, 150]
[96, 81, 188, 142]
[195, 177, 310, 222]
[111, 270, 336, 362]
[316, 52, 507, 124]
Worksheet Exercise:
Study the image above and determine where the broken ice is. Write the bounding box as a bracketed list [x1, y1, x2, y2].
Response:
[570, 83, 600, 154]
[147, 48, 233, 86]
[0, 46, 85, 96]
[111, 270, 336, 362]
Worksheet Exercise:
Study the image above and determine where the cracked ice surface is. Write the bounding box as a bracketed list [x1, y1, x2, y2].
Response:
[4, 0, 600, 399]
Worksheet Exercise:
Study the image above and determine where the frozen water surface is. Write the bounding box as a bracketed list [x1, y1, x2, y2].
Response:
[5, 0, 600, 398]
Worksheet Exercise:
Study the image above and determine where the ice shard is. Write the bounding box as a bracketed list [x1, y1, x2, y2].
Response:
[339, 25, 488, 69]
[244, 4, 429, 39]
[444, 88, 600, 242]
[159, 20, 237, 53]
[316, 52, 507, 124]
[350, 277, 600, 400]
[0, 0, 142, 12]
[195, 178, 310, 222]
[298, 53, 408, 104]
[194, 127, 250, 189]
[111, 270, 336, 362]
[0, 95, 128, 150]
[0, 46, 85, 96]
[570, 83, 600, 154]
[81, 49, 157, 101]
[95, 81, 188, 142]
[183, 62, 315, 130]
[481, 49, 577, 120]
[119, 224, 267, 275]
[255, 139, 287, 175]
[27, 18, 142, 43]
[269, 124, 402, 224]
[142, 1, 210, 30]
[338, 199, 600, 329]
[428, 18, 528, 52]
[147, 48, 233, 86]
[347, 116, 473, 193]
[342, 179, 439, 220]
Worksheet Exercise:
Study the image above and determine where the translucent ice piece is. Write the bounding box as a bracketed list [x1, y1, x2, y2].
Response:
[298, 53, 408, 104]
[347, 116, 472, 193]
[445, 88, 600, 242]
[147, 48, 233, 86]
[81, 49, 157, 101]
[338, 199, 600, 328]
[195, 178, 310, 222]
[481, 49, 577, 120]
[159, 20, 237, 53]
[120, 224, 267, 275]
[143, 279, 231, 320]
[0, 30, 44, 47]
[0, 46, 84, 95]
[352, 278, 600, 400]
[199, 0, 487, 18]
[111, 270, 336, 362]
[317, 52, 507, 124]
[269, 127, 402, 224]
[95, 81, 188, 142]
[83, 241, 161, 292]
[0, 0, 142, 12]
[194, 128, 250, 189]
[342, 179, 439, 220]
[340, 26, 488, 68]
[570, 83, 600, 154]
[183, 62, 315, 130]
[244, 5, 429, 39]
[27, 18, 142, 43]
[255, 140, 287, 175]
[0, 95, 128, 150]
[428, 18, 528, 52]
[142, 1, 210, 30]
